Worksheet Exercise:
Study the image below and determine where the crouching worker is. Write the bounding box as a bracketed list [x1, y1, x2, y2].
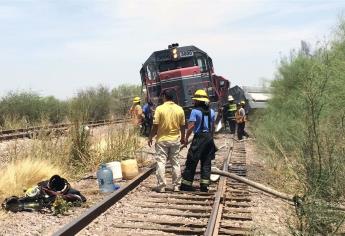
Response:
[180, 90, 216, 192]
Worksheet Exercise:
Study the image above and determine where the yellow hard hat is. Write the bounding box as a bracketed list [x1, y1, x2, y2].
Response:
[240, 100, 245, 105]
[133, 96, 141, 103]
[192, 89, 209, 102]
[25, 186, 40, 198]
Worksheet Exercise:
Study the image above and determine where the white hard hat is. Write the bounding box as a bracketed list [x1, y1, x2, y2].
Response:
[228, 95, 234, 101]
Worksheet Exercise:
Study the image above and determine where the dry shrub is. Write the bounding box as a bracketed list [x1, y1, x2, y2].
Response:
[68, 122, 92, 175]
[0, 158, 65, 203]
[0, 123, 143, 205]
[89, 124, 142, 170]
[1, 114, 29, 130]
[7, 133, 71, 170]
[255, 143, 303, 195]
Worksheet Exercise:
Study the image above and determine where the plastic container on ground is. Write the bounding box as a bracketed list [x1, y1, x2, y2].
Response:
[121, 159, 139, 180]
[106, 161, 122, 180]
[96, 164, 119, 193]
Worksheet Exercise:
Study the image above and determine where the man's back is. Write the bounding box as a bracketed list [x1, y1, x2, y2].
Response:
[189, 108, 215, 133]
[130, 104, 142, 125]
[153, 101, 185, 142]
[143, 103, 153, 119]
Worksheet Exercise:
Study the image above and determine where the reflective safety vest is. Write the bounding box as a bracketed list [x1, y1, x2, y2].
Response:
[227, 103, 237, 119]
[235, 109, 247, 123]
[227, 104, 237, 112]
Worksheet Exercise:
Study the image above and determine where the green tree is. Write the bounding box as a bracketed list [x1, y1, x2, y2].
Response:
[0, 91, 42, 124]
[69, 85, 111, 122]
[42, 96, 68, 124]
[254, 20, 345, 235]
[111, 84, 142, 116]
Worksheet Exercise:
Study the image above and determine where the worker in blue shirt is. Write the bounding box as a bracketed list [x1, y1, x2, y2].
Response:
[142, 100, 154, 136]
[180, 89, 216, 192]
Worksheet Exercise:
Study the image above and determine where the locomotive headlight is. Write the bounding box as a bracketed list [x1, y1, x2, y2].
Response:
[171, 48, 178, 59]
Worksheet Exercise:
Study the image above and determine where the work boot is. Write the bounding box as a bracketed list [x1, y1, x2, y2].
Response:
[180, 184, 195, 192]
[200, 184, 209, 192]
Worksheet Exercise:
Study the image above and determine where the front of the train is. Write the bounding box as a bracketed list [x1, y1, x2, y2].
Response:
[140, 44, 229, 112]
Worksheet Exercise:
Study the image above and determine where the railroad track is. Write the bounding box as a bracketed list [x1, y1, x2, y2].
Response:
[53, 133, 252, 236]
[0, 118, 126, 141]
[212, 141, 252, 236]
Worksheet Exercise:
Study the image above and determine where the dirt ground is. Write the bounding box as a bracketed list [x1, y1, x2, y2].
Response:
[246, 138, 295, 235]
[0, 127, 296, 235]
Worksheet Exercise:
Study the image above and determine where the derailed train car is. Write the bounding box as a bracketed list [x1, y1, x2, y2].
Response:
[140, 44, 230, 112]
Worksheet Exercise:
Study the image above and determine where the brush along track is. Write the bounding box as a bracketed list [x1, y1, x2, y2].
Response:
[53, 133, 252, 236]
[0, 118, 126, 141]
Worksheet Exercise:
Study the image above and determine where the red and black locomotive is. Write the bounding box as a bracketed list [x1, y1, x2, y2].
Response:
[140, 43, 230, 111]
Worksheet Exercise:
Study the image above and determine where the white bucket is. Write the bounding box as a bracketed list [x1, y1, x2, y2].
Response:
[106, 161, 122, 180]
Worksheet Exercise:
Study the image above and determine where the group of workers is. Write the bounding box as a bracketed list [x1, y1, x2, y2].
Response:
[129, 90, 248, 193]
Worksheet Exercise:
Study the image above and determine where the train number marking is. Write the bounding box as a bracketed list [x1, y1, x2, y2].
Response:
[180, 50, 193, 57]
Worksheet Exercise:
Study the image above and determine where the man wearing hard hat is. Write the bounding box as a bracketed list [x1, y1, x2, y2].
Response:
[180, 89, 217, 192]
[224, 95, 237, 134]
[129, 96, 143, 127]
[235, 101, 249, 140]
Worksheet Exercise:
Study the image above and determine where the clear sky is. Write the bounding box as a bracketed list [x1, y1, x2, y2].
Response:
[0, 0, 344, 99]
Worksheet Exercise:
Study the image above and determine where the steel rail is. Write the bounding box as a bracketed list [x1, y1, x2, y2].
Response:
[52, 164, 156, 236]
[0, 118, 124, 135]
[204, 139, 234, 236]
[0, 118, 127, 141]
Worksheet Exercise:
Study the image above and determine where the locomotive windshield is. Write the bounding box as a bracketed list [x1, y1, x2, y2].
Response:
[158, 57, 195, 72]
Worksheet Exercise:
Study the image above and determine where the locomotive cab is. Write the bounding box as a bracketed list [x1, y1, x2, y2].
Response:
[140, 44, 230, 111]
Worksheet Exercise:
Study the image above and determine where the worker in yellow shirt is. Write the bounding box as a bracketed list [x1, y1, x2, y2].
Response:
[148, 89, 185, 193]
[129, 96, 143, 127]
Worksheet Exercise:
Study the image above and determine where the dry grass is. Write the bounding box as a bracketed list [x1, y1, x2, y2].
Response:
[0, 158, 65, 203]
[0, 123, 143, 207]
[89, 124, 143, 171]
[0, 133, 70, 204]
[0, 115, 29, 130]
[254, 142, 304, 195]
[6, 133, 71, 170]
